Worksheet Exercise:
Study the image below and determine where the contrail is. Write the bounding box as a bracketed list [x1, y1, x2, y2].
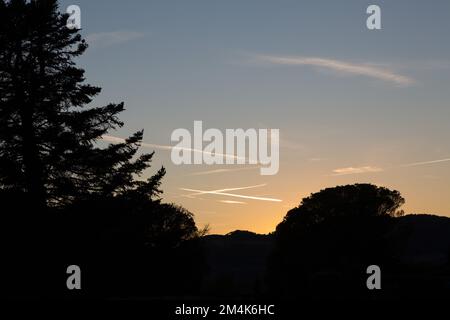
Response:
[181, 184, 267, 197]
[331, 157, 450, 176]
[400, 158, 450, 168]
[101, 134, 246, 162]
[187, 166, 262, 176]
[180, 187, 282, 202]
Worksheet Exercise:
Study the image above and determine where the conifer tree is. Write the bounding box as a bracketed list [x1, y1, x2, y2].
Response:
[0, 0, 165, 208]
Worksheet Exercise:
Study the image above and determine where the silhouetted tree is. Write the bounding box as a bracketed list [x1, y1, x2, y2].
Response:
[58, 199, 208, 297]
[0, 0, 207, 299]
[268, 184, 404, 299]
[0, 0, 164, 208]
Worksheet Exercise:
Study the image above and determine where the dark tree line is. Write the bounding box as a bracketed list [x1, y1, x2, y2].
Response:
[0, 0, 206, 298]
[2, 0, 449, 301]
[267, 184, 450, 300]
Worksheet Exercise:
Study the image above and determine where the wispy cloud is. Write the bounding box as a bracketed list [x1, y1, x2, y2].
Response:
[86, 31, 145, 48]
[255, 55, 414, 86]
[219, 200, 247, 204]
[332, 166, 383, 176]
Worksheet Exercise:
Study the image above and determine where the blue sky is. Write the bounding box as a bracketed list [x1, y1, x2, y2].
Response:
[59, 0, 450, 233]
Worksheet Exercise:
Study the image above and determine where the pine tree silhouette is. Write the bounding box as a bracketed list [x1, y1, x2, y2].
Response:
[0, 1, 209, 299]
[0, 0, 165, 208]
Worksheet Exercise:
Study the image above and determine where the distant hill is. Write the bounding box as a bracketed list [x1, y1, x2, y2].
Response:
[390, 214, 450, 267]
[199, 215, 450, 298]
[200, 230, 274, 297]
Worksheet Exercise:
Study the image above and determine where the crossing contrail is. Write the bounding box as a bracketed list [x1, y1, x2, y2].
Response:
[180, 185, 282, 202]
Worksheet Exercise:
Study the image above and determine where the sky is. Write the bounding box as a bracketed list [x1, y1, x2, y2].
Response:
[59, 0, 450, 234]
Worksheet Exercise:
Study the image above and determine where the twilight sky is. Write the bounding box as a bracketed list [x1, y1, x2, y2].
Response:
[60, 0, 450, 234]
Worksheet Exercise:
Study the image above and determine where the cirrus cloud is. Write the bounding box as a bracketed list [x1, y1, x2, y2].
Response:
[332, 166, 383, 176]
[255, 54, 415, 87]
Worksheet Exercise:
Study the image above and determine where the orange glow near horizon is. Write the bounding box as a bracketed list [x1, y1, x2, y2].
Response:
[160, 157, 450, 234]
